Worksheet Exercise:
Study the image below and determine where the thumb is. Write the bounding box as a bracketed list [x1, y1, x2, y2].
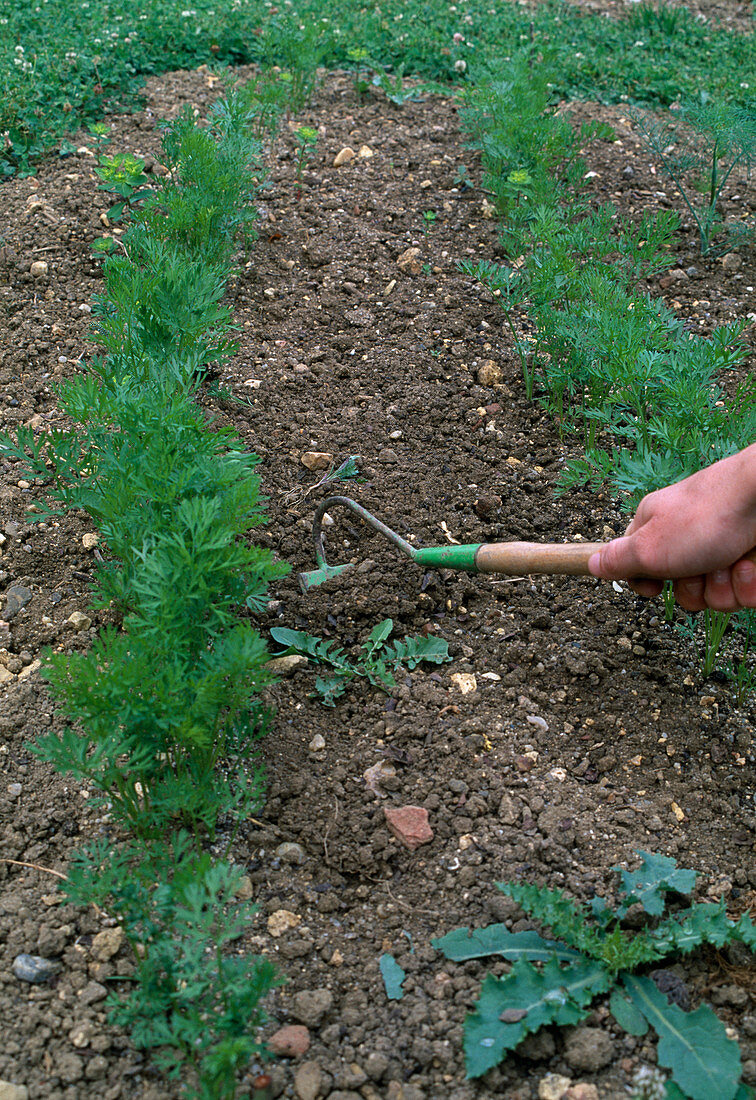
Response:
[588, 535, 645, 580]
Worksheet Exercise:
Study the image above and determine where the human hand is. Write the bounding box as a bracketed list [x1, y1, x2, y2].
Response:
[587, 444, 756, 612]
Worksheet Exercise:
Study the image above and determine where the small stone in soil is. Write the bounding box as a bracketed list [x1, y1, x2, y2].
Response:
[450, 672, 477, 695]
[91, 926, 124, 962]
[67, 611, 92, 632]
[563, 1026, 614, 1073]
[333, 147, 356, 166]
[267, 909, 302, 937]
[0, 1081, 30, 1100]
[2, 585, 33, 620]
[235, 875, 254, 900]
[526, 714, 549, 731]
[78, 979, 108, 1005]
[378, 448, 399, 464]
[265, 654, 309, 676]
[309, 733, 326, 751]
[12, 954, 60, 983]
[301, 450, 333, 471]
[384, 805, 434, 850]
[476, 359, 502, 385]
[268, 1024, 311, 1057]
[397, 246, 423, 274]
[538, 1075, 572, 1100]
[564, 1086, 600, 1100]
[275, 842, 306, 865]
[291, 987, 334, 1026]
[294, 1060, 322, 1100]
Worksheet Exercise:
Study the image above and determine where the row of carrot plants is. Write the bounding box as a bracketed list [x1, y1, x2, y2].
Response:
[0, 75, 305, 1098]
[461, 52, 756, 689]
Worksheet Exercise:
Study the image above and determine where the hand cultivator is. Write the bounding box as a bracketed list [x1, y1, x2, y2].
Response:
[299, 495, 605, 592]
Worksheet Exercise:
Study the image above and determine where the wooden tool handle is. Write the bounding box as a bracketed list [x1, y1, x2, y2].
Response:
[476, 542, 756, 579]
[475, 541, 605, 576]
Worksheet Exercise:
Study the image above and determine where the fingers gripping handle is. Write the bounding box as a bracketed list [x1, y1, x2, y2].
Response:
[475, 541, 605, 576]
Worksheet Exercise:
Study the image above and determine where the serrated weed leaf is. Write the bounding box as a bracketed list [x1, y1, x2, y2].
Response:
[433, 925, 581, 964]
[652, 901, 737, 955]
[390, 634, 451, 668]
[622, 974, 742, 1100]
[499, 881, 603, 958]
[464, 957, 611, 1078]
[314, 673, 349, 707]
[734, 912, 756, 950]
[615, 850, 697, 917]
[270, 626, 343, 662]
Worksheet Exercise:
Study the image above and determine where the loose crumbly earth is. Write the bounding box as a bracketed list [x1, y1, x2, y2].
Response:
[1, 38, 756, 1100]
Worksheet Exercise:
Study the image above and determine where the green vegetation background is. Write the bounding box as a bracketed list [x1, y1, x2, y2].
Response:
[3, 0, 756, 175]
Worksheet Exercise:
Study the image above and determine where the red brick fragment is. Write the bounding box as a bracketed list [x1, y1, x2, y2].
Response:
[384, 805, 434, 851]
[267, 1025, 311, 1057]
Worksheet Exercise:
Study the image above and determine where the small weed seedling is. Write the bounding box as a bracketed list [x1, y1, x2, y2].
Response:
[87, 122, 112, 153]
[676, 608, 732, 678]
[346, 47, 372, 102]
[371, 64, 431, 106]
[422, 209, 437, 234]
[94, 151, 152, 224]
[434, 852, 756, 1098]
[293, 125, 318, 199]
[282, 454, 362, 506]
[626, 0, 689, 39]
[270, 618, 450, 705]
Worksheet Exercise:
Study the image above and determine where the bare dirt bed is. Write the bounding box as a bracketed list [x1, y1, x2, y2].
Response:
[1, 56, 756, 1100]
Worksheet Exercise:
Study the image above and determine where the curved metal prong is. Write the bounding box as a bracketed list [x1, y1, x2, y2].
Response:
[299, 496, 417, 591]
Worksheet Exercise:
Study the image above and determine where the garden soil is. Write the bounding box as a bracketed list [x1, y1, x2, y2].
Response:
[2, 34, 756, 1100]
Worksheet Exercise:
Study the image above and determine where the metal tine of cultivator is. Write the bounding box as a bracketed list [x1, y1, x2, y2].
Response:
[298, 495, 418, 592]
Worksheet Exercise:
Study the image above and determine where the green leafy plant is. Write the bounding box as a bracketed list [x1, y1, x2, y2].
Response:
[2, 0, 755, 177]
[64, 835, 281, 1100]
[676, 609, 731, 678]
[422, 209, 437, 233]
[726, 609, 756, 706]
[87, 121, 112, 152]
[626, 1, 690, 40]
[434, 852, 756, 1098]
[1, 78, 292, 1095]
[283, 454, 362, 506]
[293, 125, 318, 199]
[258, 17, 323, 116]
[270, 618, 450, 705]
[372, 64, 417, 104]
[460, 53, 615, 250]
[460, 49, 756, 702]
[94, 150, 153, 223]
[633, 97, 756, 255]
[347, 46, 372, 101]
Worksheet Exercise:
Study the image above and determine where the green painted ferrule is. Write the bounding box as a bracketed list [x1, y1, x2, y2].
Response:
[412, 543, 482, 572]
